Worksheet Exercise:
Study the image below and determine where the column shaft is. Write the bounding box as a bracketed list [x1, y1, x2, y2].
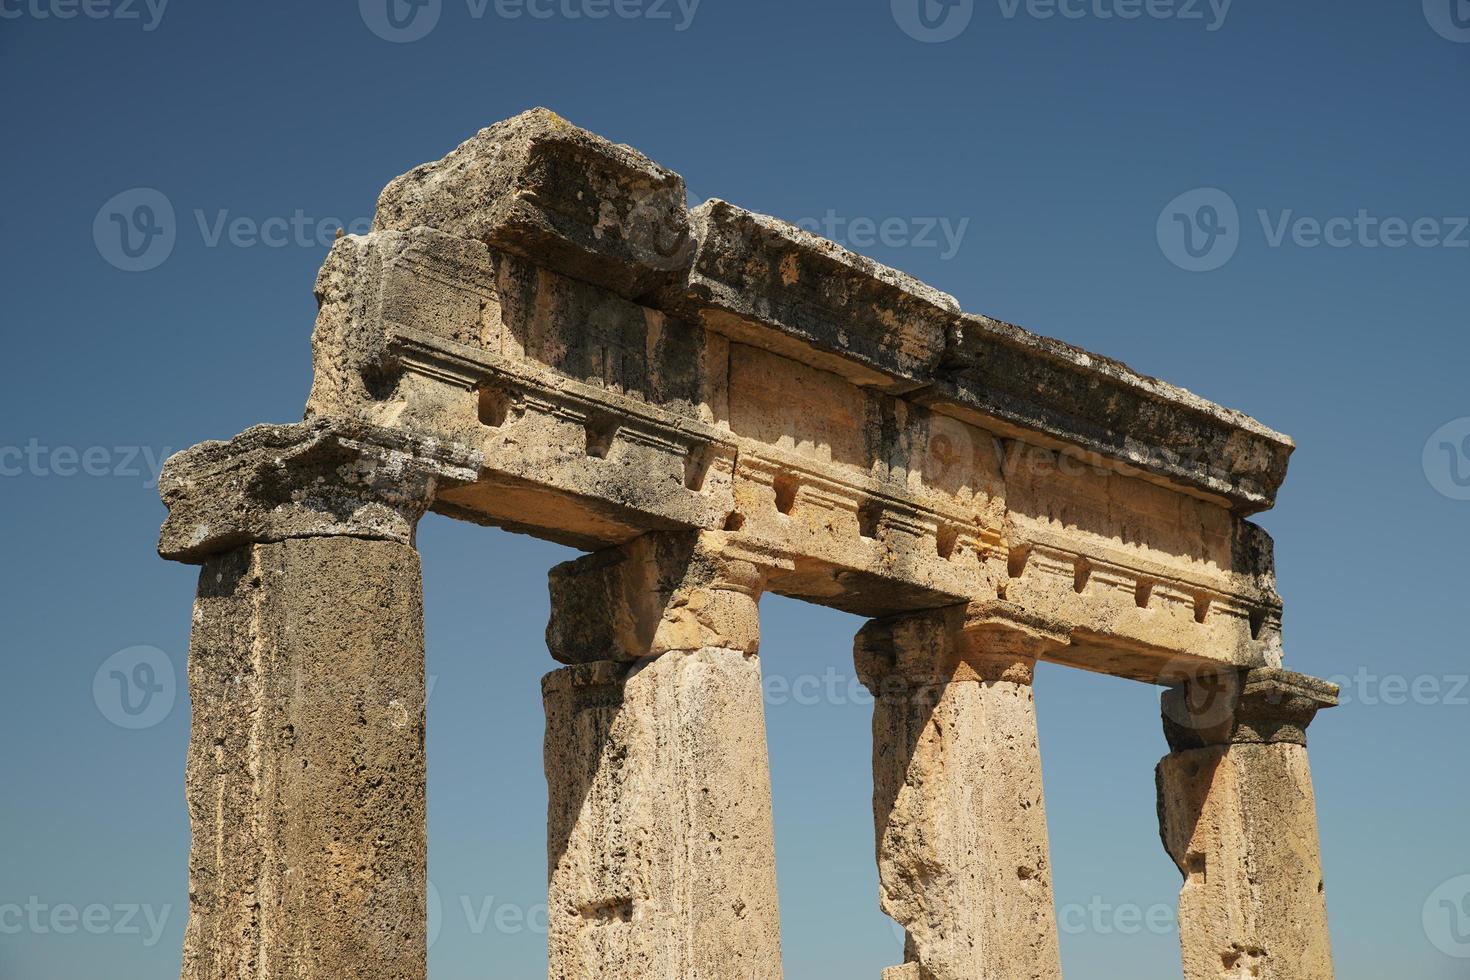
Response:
[1156, 668, 1337, 980]
[543, 531, 783, 980]
[544, 650, 781, 979]
[857, 603, 1065, 980]
[181, 537, 428, 980]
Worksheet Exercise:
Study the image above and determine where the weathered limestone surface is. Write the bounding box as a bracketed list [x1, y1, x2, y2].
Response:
[679, 197, 960, 391]
[158, 418, 480, 563]
[546, 530, 765, 662]
[1157, 670, 1337, 980]
[160, 422, 455, 980]
[543, 532, 782, 979]
[182, 536, 428, 980]
[373, 108, 693, 301]
[299, 107, 1295, 681]
[856, 602, 1066, 980]
[158, 109, 1343, 980]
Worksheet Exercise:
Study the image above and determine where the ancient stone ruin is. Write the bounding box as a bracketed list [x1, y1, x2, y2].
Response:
[157, 108, 1337, 980]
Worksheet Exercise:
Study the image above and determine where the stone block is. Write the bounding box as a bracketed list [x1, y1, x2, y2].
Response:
[180, 537, 428, 980]
[544, 649, 782, 979]
[545, 531, 762, 664]
[373, 108, 693, 301]
[681, 198, 958, 391]
[1157, 743, 1334, 980]
[856, 604, 1065, 980]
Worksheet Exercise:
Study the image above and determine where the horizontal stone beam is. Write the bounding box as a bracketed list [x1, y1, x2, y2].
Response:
[368, 108, 1291, 515]
[261, 109, 1296, 678]
[925, 314, 1290, 513]
[675, 198, 959, 393]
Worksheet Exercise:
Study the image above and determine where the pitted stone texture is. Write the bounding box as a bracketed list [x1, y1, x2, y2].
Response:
[546, 530, 762, 664]
[294, 113, 1295, 675]
[856, 605, 1065, 980]
[181, 537, 427, 980]
[1157, 743, 1334, 980]
[857, 601, 1068, 686]
[373, 108, 693, 301]
[1162, 667, 1339, 751]
[157, 418, 480, 563]
[304, 225, 739, 550]
[307, 226, 498, 418]
[681, 198, 959, 392]
[544, 650, 782, 980]
[308, 225, 715, 428]
[155, 110, 1342, 980]
[881, 967, 926, 980]
[927, 314, 1294, 514]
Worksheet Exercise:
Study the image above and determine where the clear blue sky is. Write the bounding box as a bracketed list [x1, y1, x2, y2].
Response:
[2, 1, 1467, 977]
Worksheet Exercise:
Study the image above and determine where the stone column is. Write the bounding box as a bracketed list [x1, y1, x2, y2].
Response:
[157, 420, 480, 980]
[1156, 667, 1338, 980]
[542, 530, 783, 980]
[854, 600, 1068, 980]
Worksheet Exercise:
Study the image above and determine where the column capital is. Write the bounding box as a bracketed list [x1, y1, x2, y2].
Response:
[158, 419, 481, 564]
[856, 600, 1071, 688]
[1162, 667, 1339, 750]
[546, 530, 769, 663]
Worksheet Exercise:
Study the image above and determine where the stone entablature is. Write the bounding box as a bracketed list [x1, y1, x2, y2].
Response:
[301, 107, 1289, 683]
[157, 109, 1337, 980]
